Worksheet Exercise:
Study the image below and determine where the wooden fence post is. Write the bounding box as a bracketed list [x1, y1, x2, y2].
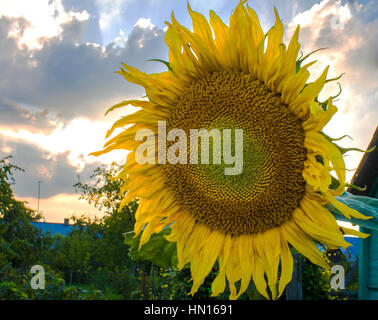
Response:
[286, 253, 303, 300]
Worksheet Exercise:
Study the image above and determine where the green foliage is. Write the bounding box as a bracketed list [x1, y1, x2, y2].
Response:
[0, 156, 45, 275]
[302, 247, 359, 300]
[0, 263, 104, 300]
[302, 254, 332, 300]
[124, 229, 178, 269]
[0, 156, 46, 268]
[0, 156, 104, 300]
[0, 156, 366, 300]
[74, 162, 130, 213]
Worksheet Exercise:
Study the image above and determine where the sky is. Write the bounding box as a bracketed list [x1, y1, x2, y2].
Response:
[0, 0, 377, 223]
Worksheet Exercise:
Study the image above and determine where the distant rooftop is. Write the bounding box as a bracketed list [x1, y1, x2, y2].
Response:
[31, 218, 74, 236]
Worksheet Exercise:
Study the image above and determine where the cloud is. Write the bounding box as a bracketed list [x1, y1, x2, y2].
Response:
[0, 136, 102, 199]
[0, 2, 168, 198]
[287, 0, 377, 86]
[0, 99, 62, 134]
[0, 0, 89, 49]
[0, 8, 168, 122]
[0, 2, 167, 207]
[0, 116, 128, 170]
[96, 0, 123, 31]
[0, 0, 329, 126]
[287, 0, 378, 181]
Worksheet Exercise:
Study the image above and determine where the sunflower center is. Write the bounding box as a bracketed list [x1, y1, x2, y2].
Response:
[162, 71, 306, 236]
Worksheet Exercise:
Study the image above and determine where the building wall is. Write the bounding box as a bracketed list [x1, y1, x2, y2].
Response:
[359, 227, 378, 299]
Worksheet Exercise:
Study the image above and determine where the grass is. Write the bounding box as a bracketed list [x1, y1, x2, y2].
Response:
[70, 283, 124, 300]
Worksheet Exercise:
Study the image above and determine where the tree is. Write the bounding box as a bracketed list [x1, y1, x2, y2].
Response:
[0, 156, 75, 300]
[73, 162, 138, 269]
[0, 156, 46, 269]
[74, 162, 134, 214]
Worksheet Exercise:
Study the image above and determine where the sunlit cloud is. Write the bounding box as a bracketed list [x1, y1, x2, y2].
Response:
[0, 114, 131, 170]
[0, 0, 89, 49]
[289, 0, 352, 31]
[97, 0, 122, 31]
[134, 18, 155, 30]
[286, 0, 378, 183]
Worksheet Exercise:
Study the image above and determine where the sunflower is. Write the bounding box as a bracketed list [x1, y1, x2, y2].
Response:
[92, 1, 371, 299]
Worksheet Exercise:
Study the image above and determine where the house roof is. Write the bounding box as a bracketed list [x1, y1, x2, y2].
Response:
[348, 126, 378, 198]
[31, 222, 74, 236]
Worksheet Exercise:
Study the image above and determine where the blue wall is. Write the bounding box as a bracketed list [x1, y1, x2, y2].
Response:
[31, 222, 74, 236]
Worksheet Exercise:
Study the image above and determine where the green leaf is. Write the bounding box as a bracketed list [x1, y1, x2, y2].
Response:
[147, 59, 173, 72]
[295, 47, 327, 73]
[124, 228, 177, 268]
[329, 176, 341, 191]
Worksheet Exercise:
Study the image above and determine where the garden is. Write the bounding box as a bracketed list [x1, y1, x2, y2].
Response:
[0, 156, 360, 300]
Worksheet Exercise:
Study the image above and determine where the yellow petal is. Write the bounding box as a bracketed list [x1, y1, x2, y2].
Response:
[209, 10, 229, 63]
[303, 98, 337, 132]
[278, 235, 293, 297]
[326, 193, 372, 220]
[190, 230, 224, 295]
[290, 66, 329, 116]
[246, 5, 264, 48]
[282, 221, 329, 269]
[251, 254, 269, 299]
[264, 8, 284, 63]
[273, 25, 300, 88]
[280, 61, 315, 104]
[340, 227, 370, 238]
[304, 132, 346, 195]
[105, 110, 163, 139]
[188, 3, 216, 52]
[293, 208, 350, 248]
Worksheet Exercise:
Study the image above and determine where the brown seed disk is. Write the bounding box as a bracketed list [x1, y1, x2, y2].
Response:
[162, 71, 306, 236]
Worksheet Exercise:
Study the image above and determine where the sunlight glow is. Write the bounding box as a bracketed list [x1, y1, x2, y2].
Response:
[0, 117, 128, 169]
